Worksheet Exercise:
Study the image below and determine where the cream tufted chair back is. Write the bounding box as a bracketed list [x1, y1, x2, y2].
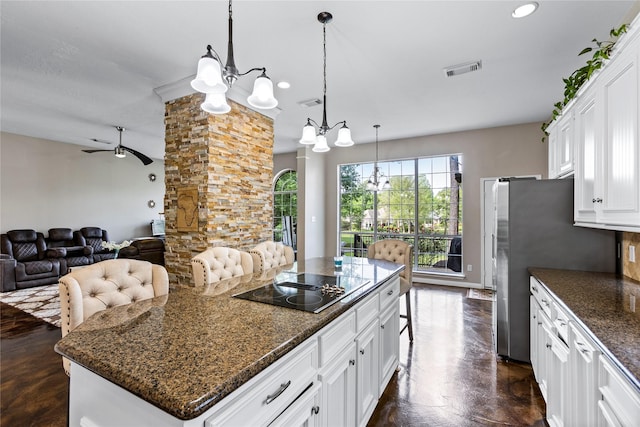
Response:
[249, 241, 295, 274]
[190, 247, 253, 287]
[367, 239, 414, 342]
[58, 259, 169, 374]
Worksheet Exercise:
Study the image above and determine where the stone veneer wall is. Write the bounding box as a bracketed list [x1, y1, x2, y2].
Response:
[622, 231, 640, 282]
[164, 93, 274, 285]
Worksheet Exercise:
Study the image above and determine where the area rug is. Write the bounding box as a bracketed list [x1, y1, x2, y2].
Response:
[0, 284, 61, 327]
[466, 288, 494, 301]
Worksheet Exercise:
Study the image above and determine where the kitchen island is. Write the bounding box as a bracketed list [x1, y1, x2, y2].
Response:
[55, 256, 404, 426]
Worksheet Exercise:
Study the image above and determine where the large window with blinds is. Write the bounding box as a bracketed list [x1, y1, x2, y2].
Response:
[339, 155, 462, 274]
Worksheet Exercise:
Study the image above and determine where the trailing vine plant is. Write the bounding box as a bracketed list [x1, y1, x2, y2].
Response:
[541, 23, 629, 142]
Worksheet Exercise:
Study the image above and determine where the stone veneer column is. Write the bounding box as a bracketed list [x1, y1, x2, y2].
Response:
[164, 93, 274, 285]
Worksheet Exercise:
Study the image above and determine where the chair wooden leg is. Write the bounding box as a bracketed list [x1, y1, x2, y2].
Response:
[405, 291, 413, 342]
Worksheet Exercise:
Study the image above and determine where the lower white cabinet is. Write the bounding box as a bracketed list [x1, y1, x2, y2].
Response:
[356, 320, 379, 427]
[317, 342, 356, 427]
[598, 356, 640, 427]
[269, 383, 322, 427]
[530, 276, 640, 427]
[378, 302, 399, 397]
[570, 322, 600, 426]
[546, 331, 570, 427]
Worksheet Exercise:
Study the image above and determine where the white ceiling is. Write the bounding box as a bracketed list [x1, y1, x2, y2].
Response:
[1, 1, 638, 160]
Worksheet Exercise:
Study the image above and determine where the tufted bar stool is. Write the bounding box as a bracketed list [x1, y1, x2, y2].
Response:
[249, 241, 295, 274]
[367, 239, 414, 342]
[190, 247, 253, 287]
[58, 259, 169, 375]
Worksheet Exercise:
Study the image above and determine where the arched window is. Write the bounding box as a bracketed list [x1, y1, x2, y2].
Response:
[273, 170, 297, 247]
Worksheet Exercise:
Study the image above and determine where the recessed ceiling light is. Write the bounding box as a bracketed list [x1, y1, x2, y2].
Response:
[277, 81, 291, 89]
[512, 2, 538, 18]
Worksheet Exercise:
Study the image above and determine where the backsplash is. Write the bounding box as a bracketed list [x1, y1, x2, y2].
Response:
[622, 232, 640, 282]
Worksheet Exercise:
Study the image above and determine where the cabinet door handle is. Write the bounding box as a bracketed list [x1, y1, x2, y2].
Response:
[537, 322, 542, 326]
[360, 349, 365, 355]
[546, 344, 552, 349]
[265, 380, 291, 404]
[532, 286, 537, 292]
[311, 406, 320, 415]
[387, 289, 394, 296]
[349, 359, 355, 366]
[381, 324, 385, 329]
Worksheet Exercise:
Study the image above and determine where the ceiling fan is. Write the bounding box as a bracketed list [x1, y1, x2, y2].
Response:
[83, 126, 153, 165]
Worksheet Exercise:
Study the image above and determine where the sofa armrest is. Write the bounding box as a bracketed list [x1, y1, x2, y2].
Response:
[47, 247, 67, 258]
[0, 254, 17, 292]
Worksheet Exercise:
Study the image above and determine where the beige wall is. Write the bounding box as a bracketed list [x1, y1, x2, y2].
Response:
[0, 132, 166, 242]
[276, 122, 548, 286]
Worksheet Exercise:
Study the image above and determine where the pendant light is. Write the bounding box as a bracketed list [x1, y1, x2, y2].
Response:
[191, 0, 277, 114]
[299, 12, 354, 152]
[367, 125, 390, 191]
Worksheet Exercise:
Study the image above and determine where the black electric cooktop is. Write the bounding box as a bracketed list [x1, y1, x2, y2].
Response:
[233, 273, 370, 313]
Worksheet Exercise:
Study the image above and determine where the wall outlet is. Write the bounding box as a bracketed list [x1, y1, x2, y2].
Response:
[630, 245, 636, 263]
[467, 264, 472, 272]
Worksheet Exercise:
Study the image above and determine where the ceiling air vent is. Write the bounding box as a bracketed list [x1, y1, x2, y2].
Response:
[298, 98, 323, 107]
[444, 60, 482, 77]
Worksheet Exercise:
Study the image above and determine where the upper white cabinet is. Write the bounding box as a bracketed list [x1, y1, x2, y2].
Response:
[569, 22, 640, 231]
[548, 110, 575, 179]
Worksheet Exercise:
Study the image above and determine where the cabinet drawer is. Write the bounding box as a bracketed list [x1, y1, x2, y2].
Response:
[530, 277, 552, 319]
[206, 340, 318, 427]
[318, 310, 356, 367]
[598, 355, 640, 427]
[379, 276, 400, 311]
[356, 293, 379, 334]
[552, 302, 569, 344]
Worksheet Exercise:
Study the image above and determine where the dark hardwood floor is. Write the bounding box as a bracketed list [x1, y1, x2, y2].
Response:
[1, 284, 546, 426]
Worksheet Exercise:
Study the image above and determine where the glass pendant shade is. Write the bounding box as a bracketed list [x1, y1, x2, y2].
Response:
[300, 123, 317, 145]
[201, 92, 231, 114]
[247, 74, 278, 109]
[115, 146, 126, 158]
[334, 125, 354, 147]
[313, 135, 330, 152]
[191, 57, 227, 94]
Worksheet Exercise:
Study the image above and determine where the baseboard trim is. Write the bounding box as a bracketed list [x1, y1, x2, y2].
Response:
[413, 275, 483, 289]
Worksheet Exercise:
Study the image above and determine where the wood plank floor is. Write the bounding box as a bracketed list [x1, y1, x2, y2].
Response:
[1, 284, 546, 426]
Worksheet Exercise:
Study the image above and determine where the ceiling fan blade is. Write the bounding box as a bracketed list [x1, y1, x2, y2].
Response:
[121, 145, 153, 165]
[90, 138, 113, 145]
[82, 149, 113, 153]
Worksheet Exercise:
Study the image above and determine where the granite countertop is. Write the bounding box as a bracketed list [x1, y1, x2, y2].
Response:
[529, 268, 640, 391]
[55, 256, 403, 420]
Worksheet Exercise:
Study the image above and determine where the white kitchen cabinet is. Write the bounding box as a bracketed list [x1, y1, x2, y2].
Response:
[530, 296, 540, 382]
[317, 345, 356, 427]
[378, 302, 399, 397]
[269, 383, 321, 427]
[570, 322, 600, 426]
[574, 89, 600, 224]
[356, 320, 380, 427]
[546, 315, 570, 427]
[598, 356, 640, 427]
[572, 25, 640, 230]
[548, 111, 575, 179]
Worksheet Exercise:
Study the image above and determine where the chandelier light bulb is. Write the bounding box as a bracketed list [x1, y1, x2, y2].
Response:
[191, 55, 227, 94]
[300, 121, 317, 145]
[247, 73, 278, 109]
[201, 92, 231, 114]
[334, 124, 354, 147]
[313, 134, 330, 152]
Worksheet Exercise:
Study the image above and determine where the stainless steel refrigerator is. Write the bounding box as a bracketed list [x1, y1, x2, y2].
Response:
[492, 178, 617, 362]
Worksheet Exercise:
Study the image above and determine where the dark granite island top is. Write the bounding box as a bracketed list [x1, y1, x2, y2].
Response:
[55, 256, 403, 421]
[528, 268, 640, 391]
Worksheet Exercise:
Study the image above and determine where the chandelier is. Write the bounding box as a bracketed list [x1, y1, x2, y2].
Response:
[367, 125, 390, 191]
[190, 0, 278, 114]
[299, 12, 354, 152]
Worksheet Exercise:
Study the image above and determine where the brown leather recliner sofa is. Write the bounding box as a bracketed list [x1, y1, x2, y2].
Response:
[0, 229, 62, 291]
[1, 227, 166, 292]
